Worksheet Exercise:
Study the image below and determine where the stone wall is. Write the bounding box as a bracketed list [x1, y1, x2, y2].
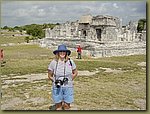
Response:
[42, 14, 146, 57]
[45, 14, 141, 43]
[40, 37, 146, 57]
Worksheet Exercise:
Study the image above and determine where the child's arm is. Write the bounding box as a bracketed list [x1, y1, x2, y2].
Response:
[48, 70, 54, 82]
[72, 69, 78, 80]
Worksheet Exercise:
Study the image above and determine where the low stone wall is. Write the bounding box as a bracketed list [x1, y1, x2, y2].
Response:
[88, 47, 146, 57]
[82, 41, 146, 57]
[39, 38, 146, 57]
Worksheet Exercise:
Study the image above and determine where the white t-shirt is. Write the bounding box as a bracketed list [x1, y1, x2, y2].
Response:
[48, 59, 76, 87]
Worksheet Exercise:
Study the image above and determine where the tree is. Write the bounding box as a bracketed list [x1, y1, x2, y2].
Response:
[137, 19, 146, 32]
[56, 23, 60, 25]
[8, 27, 14, 32]
[25, 36, 35, 43]
[43, 23, 48, 29]
[14, 26, 19, 29]
[26, 24, 45, 38]
[3, 26, 9, 29]
[25, 36, 30, 43]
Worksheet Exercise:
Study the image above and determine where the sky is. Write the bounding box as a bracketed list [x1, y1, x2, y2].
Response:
[1, 0, 146, 27]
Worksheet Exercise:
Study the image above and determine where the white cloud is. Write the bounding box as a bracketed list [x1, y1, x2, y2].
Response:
[113, 3, 119, 9]
[131, 8, 137, 11]
[14, 9, 28, 17]
[1, 1, 146, 27]
[37, 9, 46, 17]
[98, 3, 107, 12]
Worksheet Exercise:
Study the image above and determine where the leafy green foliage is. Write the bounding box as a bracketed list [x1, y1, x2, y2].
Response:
[23, 24, 44, 38]
[21, 23, 56, 39]
[137, 19, 146, 32]
[1, 23, 57, 39]
[3, 26, 9, 29]
[24, 36, 35, 43]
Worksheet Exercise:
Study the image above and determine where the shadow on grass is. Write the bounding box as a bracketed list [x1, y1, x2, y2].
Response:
[49, 104, 56, 110]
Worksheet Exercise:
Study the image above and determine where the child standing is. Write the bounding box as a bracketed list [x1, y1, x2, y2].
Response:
[48, 44, 78, 110]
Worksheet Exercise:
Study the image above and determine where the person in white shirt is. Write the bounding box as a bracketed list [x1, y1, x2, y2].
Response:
[48, 44, 78, 110]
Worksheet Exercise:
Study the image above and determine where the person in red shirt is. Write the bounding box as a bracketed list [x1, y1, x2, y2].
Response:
[77, 45, 82, 59]
[0, 49, 4, 62]
[0, 49, 5, 67]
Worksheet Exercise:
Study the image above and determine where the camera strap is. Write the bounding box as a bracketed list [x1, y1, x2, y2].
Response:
[64, 62, 66, 79]
[54, 61, 58, 81]
[54, 60, 66, 80]
[64, 58, 73, 78]
[68, 58, 72, 67]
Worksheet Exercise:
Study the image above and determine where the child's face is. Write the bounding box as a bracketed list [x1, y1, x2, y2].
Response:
[59, 51, 66, 59]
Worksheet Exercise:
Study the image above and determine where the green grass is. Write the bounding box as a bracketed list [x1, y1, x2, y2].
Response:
[74, 68, 146, 110]
[1, 44, 54, 59]
[1, 44, 54, 75]
[102, 55, 146, 63]
[0, 35, 26, 44]
[75, 54, 146, 72]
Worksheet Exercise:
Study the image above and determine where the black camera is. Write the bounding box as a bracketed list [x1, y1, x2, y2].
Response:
[55, 80, 63, 88]
[55, 78, 68, 88]
[63, 78, 68, 83]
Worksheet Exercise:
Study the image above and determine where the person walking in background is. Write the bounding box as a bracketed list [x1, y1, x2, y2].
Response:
[77, 45, 82, 59]
[0, 49, 6, 67]
[0, 49, 4, 61]
[48, 44, 78, 110]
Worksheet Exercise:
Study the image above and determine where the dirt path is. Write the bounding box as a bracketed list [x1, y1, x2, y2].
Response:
[2, 66, 126, 87]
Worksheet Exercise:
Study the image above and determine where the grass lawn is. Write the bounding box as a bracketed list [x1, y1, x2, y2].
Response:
[0, 33, 26, 44]
[1, 44, 54, 75]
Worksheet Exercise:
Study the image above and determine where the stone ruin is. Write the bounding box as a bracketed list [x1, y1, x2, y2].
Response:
[40, 14, 146, 57]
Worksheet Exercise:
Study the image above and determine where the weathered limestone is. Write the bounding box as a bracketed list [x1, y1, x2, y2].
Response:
[41, 14, 146, 57]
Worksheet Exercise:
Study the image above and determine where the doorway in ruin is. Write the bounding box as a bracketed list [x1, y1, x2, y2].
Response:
[83, 30, 87, 37]
[96, 29, 102, 41]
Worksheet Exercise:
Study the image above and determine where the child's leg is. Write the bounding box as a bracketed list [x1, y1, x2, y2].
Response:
[63, 102, 70, 110]
[55, 102, 63, 110]
[63, 87, 74, 110]
[79, 53, 81, 59]
[52, 87, 63, 110]
[77, 53, 79, 59]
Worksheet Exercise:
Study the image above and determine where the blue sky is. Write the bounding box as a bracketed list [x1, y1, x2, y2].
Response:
[1, 0, 146, 27]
